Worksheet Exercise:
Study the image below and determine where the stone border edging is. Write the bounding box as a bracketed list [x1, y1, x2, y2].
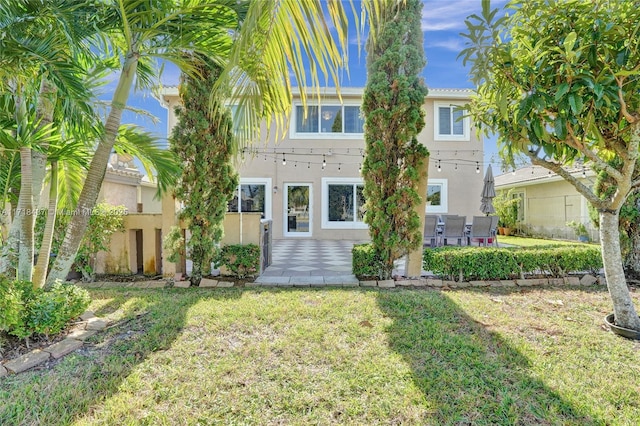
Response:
[0, 311, 107, 378]
[361, 274, 602, 288]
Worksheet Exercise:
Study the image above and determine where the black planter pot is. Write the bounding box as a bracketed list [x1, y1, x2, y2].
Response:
[604, 314, 640, 340]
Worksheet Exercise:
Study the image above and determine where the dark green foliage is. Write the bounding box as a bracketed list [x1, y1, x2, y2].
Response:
[0, 277, 90, 339]
[590, 158, 640, 278]
[352, 243, 383, 279]
[361, 0, 429, 279]
[423, 245, 602, 282]
[170, 55, 239, 286]
[0, 277, 28, 335]
[216, 244, 260, 279]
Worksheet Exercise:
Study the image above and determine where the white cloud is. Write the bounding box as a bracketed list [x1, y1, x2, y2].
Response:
[422, 0, 507, 32]
[426, 37, 466, 52]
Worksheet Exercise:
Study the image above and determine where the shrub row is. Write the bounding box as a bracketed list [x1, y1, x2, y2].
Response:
[423, 244, 602, 281]
[216, 244, 261, 279]
[352, 244, 384, 279]
[0, 278, 90, 339]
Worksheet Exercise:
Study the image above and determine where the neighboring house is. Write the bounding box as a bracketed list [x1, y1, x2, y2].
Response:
[494, 164, 599, 242]
[158, 87, 485, 241]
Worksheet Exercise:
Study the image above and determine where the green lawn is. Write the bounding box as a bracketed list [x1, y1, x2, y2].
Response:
[497, 235, 591, 247]
[1, 286, 639, 425]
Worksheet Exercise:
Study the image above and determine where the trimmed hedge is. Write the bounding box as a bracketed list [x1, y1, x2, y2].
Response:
[216, 244, 260, 279]
[423, 244, 602, 281]
[352, 243, 385, 279]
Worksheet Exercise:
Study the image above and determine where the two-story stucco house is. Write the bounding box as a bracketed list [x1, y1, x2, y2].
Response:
[159, 87, 485, 242]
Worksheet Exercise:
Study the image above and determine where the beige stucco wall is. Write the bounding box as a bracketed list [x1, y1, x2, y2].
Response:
[95, 213, 163, 275]
[498, 179, 596, 241]
[101, 181, 138, 212]
[221, 213, 262, 245]
[140, 183, 163, 214]
[160, 87, 485, 240]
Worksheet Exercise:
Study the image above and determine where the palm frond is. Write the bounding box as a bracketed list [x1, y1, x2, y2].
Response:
[114, 124, 181, 197]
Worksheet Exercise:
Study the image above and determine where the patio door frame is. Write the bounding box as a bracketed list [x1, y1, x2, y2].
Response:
[283, 182, 312, 237]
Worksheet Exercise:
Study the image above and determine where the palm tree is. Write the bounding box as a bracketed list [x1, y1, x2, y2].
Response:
[46, 0, 368, 284]
[0, 0, 100, 280]
[30, 124, 180, 288]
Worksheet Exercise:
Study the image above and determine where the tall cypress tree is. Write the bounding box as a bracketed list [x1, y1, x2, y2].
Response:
[170, 56, 239, 286]
[361, 0, 429, 279]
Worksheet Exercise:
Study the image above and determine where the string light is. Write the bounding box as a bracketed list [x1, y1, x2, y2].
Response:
[476, 162, 480, 173]
[322, 154, 326, 169]
[338, 163, 341, 172]
[282, 153, 286, 166]
[582, 165, 586, 178]
[358, 163, 362, 173]
[437, 160, 442, 172]
[512, 169, 516, 176]
[454, 163, 458, 171]
[308, 162, 310, 169]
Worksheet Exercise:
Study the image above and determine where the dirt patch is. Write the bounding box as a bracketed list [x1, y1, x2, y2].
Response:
[93, 274, 164, 283]
[1, 320, 82, 363]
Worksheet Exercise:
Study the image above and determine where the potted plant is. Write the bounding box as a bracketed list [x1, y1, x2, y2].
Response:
[493, 189, 519, 236]
[567, 220, 590, 242]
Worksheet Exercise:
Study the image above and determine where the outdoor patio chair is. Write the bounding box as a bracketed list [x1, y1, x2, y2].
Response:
[489, 215, 499, 246]
[442, 215, 467, 246]
[468, 216, 493, 246]
[423, 215, 440, 247]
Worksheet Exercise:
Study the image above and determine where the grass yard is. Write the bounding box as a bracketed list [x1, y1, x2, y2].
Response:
[1, 286, 639, 425]
[496, 235, 590, 247]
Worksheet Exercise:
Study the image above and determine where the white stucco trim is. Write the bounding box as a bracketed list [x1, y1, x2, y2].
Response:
[426, 179, 449, 214]
[434, 101, 470, 141]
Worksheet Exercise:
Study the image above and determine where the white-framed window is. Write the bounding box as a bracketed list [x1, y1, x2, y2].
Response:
[435, 102, 469, 141]
[292, 104, 364, 138]
[321, 177, 368, 229]
[227, 178, 272, 219]
[511, 190, 525, 222]
[426, 179, 448, 214]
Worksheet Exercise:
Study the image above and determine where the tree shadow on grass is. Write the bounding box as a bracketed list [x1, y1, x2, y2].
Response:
[375, 289, 602, 425]
[0, 286, 243, 426]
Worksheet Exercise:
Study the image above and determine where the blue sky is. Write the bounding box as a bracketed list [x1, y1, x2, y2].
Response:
[121, 0, 503, 172]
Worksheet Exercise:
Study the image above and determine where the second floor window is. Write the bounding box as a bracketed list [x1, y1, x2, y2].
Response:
[296, 105, 364, 135]
[436, 103, 469, 141]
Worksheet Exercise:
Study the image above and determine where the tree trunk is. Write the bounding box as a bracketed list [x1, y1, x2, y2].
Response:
[45, 53, 138, 286]
[32, 78, 57, 209]
[0, 78, 56, 278]
[16, 146, 34, 281]
[600, 210, 640, 330]
[32, 161, 58, 288]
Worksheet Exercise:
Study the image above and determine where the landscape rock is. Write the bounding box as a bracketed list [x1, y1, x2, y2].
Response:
[377, 279, 396, 288]
[86, 317, 108, 331]
[4, 350, 50, 374]
[68, 329, 97, 340]
[360, 280, 377, 287]
[80, 311, 95, 321]
[564, 276, 580, 286]
[580, 274, 598, 286]
[199, 278, 218, 288]
[548, 278, 565, 286]
[44, 338, 83, 359]
[426, 278, 444, 287]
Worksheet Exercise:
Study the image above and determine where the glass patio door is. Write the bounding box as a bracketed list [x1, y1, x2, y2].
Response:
[284, 183, 312, 237]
